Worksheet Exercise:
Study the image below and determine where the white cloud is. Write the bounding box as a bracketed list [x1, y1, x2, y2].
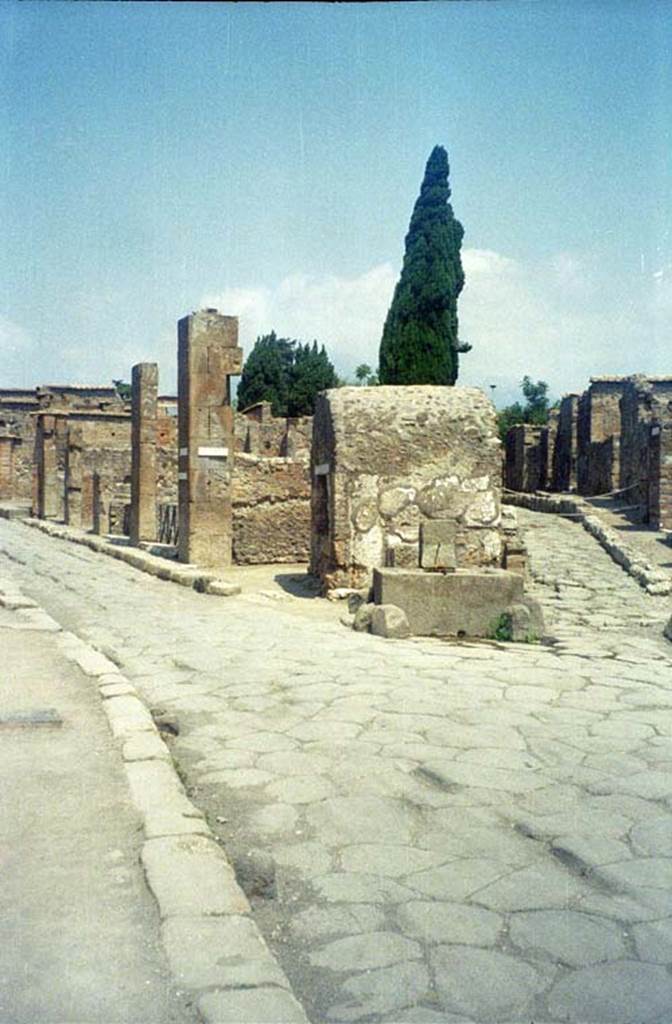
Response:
[188, 246, 669, 405]
[0, 316, 38, 387]
[202, 263, 397, 378]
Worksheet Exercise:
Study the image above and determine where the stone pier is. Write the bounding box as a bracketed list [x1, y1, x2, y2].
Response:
[35, 414, 67, 519]
[64, 423, 83, 528]
[130, 362, 158, 545]
[177, 309, 242, 568]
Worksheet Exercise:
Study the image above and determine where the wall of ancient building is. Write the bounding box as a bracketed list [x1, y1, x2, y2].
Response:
[619, 377, 672, 525]
[310, 386, 503, 590]
[232, 454, 311, 563]
[0, 390, 39, 501]
[234, 402, 313, 460]
[504, 424, 549, 494]
[70, 415, 132, 531]
[576, 379, 626, 496]
[550, 394, 579, 492]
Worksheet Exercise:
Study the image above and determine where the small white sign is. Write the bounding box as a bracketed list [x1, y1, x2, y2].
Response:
[651, 426, 661, 437]
[198, 446, 229, 458]
[179, 447, 188, 456]
[178, 471, 188, 480]
[314, 462, 330, 476]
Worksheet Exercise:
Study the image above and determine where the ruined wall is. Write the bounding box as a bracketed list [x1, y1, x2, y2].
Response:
[232, 454, 311, 563]
[0, 390, 39, 501]
[504, 425, 548, 493]
[235, 402, 313, 459]
[577, 379, 626, 496]
[311, 386, 503, 590]
[68, 414, 131, 531]
[157, 398, 178, 502]
[551, 394, 579, 491]
[620, 377, 672, 525]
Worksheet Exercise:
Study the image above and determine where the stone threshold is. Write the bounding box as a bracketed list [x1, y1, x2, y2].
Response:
[18, 516, 242, 598]
[505, 492, 671, 597]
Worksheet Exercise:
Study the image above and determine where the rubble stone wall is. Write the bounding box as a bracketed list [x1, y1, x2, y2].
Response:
[504, 424, 548, 493]
[577, 379, 626, 495]
[551, 394, 579, 492]
[232, 453, 311, 563]
[311, 385, 503, 590]
[234, 402, 313, 459]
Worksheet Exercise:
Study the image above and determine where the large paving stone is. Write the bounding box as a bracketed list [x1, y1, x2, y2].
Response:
[630, 816, 672, 856]
[396, 900, 502, 945]
[305, 795, 417, 846]
[632, 918, 672, 963]
[313, 873, 415, 904]
[326, 961, 431, 1021]
[473, 862, 590, 911]
[162, 915, 289, 990]
[198, 987, 308, 1024]
[430, 945, 545, 1019]
[141, 835, 249, 918]
[309, 932, 421, 971]
[288, 904, 386, 942]
[546, 960, 672, 1023]
[339, 844, 446, 877]
[404, 859, 509, 901]
[509, 909, 626, 965]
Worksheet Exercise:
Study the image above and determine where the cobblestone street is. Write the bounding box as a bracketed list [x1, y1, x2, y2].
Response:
[2, 508, 672, 1023]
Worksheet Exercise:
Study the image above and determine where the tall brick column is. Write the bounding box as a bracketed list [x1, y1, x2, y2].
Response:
[130, 362, 158, 545]
[36, 414, 62, 519]
[177, 310, 242, 568]
[64, 423, 83, 528]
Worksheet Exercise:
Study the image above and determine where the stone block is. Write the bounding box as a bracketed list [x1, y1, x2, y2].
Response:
[385, 542, 419, 569]
[370, 604, 411, 639]
[419, 520, 456, 570]
[141, 834, 250, 918]
[373, 567, 525, 638]
[205, 579, 242, 597]
[503, 598, 545, 642]
[353, 603, 375, 632]
[198, 987, 308, 1024]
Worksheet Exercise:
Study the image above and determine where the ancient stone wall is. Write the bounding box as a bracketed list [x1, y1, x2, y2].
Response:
[70, 414, 132, 531]
[157, 397, 178, 502]
[0, 390, 40, 502]
[310, 386, 503, 590]
[577, 378, 626, 496]
[504, 424, 549, 493]
[234, 402, 313, 460]
[551, 394, 579, 491]
[232, 454, 311, 563]
[620, 377, 672, 525]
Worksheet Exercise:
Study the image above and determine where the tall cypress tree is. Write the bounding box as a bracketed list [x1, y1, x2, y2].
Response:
[379, 146, 468, 386]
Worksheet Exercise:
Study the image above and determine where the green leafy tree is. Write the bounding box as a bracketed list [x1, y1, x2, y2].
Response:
[112, 379, 132, 402]
[496, 377, 551, 441]
[379, 145, 468, 386]
[237, 331, 294, 415]
[287, 341, 338, 416]
[354, 363, 379, 387]
[237, 333, 337, 417]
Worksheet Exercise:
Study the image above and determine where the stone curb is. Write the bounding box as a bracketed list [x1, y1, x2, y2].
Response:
[504, 493, 672, 597]
[17, 516, 242, 598]
[0, 577, 310, 1024]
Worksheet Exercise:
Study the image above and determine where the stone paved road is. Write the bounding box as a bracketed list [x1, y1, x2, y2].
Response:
[2, 509, 672, 1024]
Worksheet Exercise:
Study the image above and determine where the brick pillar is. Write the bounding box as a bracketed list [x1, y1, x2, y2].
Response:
[64, 423, 83, 527]
[37, 414, 60, 518]
[177, 309, 243, 568]
[130, 362, 158, 545]
[92, 472, 102, 535]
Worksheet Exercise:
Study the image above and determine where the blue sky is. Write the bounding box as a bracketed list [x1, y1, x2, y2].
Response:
[0, 1, 669, 405]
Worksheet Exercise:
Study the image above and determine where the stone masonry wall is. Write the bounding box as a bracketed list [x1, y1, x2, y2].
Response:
[577, 379, 626, 496]
[234, 402, 313, 460]
[504, 424, 548, 493]
[551, 394, 579, 491]
[0, 391, 39, 502]
[232, 454, 311, 563]
[311, 386, 503, 590]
